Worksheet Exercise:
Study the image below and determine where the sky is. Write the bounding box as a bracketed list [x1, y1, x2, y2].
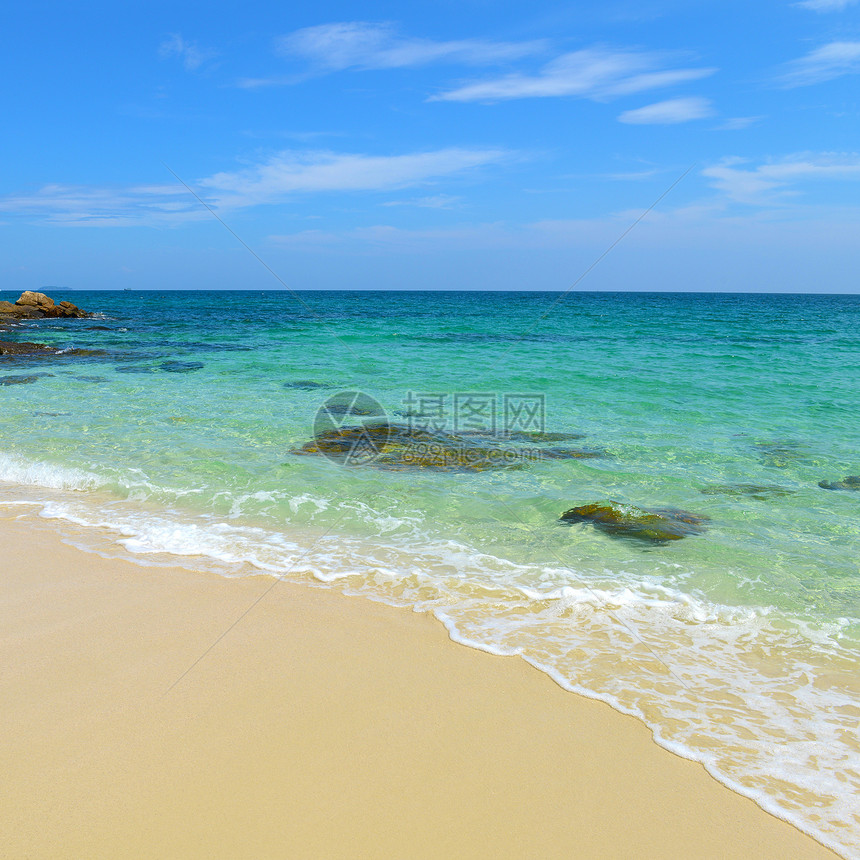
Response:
[1, 0, 859, 292]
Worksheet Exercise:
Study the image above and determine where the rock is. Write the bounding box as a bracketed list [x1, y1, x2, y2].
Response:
[0, 292, 89, 320]
[700, 483, 795, 500]
[0, 374, 44, 385]
[502, 430, 586, 443]
[752, 440, 808, 469]
[0, 303, 45, 319]
[283, 380, 330, 390]
[0, 341, 61, 356]
[560, 501, 708, 543]
[16, 291, 55, 310]
[818, 476, 860, 491]
[291, 422, 602, 472]
[160, 360, 204, 373]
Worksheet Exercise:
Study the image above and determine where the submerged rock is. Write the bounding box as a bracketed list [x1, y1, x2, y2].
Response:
[0, 374, 49, 385]
[115, 365, 155, 374]
[0, 341, 61, 357]
[502, 430, 586, 443]
[560, 501, 708, 543]
[700, 483, 795, 500]
[283, 380, 330, 390]
[752, 440, 808, 469]
[160, 360, 204, 373]
[818, 476, 860, 491]
[292, 422, 604, 472]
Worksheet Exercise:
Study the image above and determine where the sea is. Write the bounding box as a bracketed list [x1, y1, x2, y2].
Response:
[1, 289, 858, 857]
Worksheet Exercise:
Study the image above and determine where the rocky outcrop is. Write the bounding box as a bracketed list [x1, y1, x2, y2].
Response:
[560, 501, 708, 543]
[0, 291, 89, 321]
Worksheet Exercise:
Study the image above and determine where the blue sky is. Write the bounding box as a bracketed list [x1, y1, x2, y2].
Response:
[2, 0, 859, 291]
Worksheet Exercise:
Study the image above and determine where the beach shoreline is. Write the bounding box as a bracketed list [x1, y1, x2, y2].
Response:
[0, 505, 840, 859]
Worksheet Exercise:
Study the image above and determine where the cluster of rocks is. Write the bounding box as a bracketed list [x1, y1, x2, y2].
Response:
[0, 291, 89, 321]
[292, 422, 603, 473]
[819, 476, 860, 491]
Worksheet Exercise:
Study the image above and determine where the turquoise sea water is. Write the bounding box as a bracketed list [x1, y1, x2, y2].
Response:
[2, 290, 859, 856]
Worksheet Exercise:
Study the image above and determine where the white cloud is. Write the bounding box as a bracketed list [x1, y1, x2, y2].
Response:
[716, 116, 763, 131]
[431, 47, 716, 102]
[618, 96, 714, 124]
[779, 40, 860, 86]
[0, 148, 509, 225]
[795, 0, 857, 10]
[200, 148, 509, 208]
[382, 194, 462, 209]
[702, 152, 860, 204]
[276, 21, 545, 71]
[159, 34, 216, 71]
[0, 183, 202, 227]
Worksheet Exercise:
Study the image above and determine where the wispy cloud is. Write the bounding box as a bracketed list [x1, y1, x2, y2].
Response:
[200, 148, 509, 208]
[382, 194, 462, 209]
[159, 34, 217, 71]
[0, 148, 510, 226]
[702, 152, 860, 204]
[716, 116, 763, 131]
[238, 21, 546, 86]
[431, 47, 716, 102]
[794, 0, 857, 10]
[778, 40, 860, 86]
[0, 183, 202, 227]
[618, 96, 714, 124]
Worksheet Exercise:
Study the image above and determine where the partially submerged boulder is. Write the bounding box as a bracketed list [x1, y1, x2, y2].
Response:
[818, 476, 860, 491]
[560, 501, 708, 543]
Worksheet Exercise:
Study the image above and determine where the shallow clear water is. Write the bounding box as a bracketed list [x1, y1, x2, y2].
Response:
[2, 290, 859, 856]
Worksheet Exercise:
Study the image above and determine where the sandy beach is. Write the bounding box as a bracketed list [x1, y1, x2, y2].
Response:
[0, 507, 839, 859]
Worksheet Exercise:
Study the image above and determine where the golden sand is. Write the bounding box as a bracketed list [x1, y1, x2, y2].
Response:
[0, 511, 837, 859]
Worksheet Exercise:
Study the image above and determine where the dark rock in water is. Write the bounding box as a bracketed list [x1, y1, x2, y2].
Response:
[115, 365, 155, 374]
[291, 422, 600, 472]
[283, 380, 330, 390]
[535, 446, 605, 460]
[72, 375, 107, 383]
[818, 476, 860, 491]
[560, 502, 708, 543]
[0, 341, 61, 357]
[502, 430, 587, 443]
[322, 394, 386, 417]
[160, 360, 204, 373]
[65, 348, 107, 357]
[752, 440, 808, 469]
[0, 374, 47, 385]
[700, 483, 795, 500]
